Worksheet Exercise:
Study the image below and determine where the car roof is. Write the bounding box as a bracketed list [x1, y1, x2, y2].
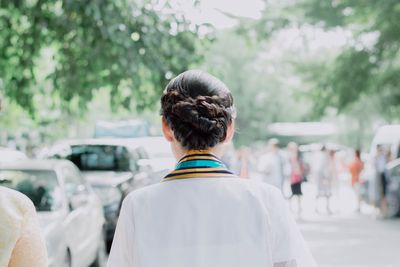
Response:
[54, 136, 169, 149]
[128, 137, 172, 155]
[0, 148, 27, 159]
[55, 138, 144, 148]
[47, 137, 172, 158]
[125, 136, 168, 146]
[0, 159, 72, 170]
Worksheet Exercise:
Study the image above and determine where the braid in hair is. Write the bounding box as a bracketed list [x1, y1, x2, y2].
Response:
[161, 82, 235, 150]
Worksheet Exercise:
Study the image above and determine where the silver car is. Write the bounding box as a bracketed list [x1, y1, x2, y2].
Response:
[0, 160, 106, 267]
[43, 138, 174, 246]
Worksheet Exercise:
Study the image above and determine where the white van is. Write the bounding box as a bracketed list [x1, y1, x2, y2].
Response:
[361, 125, 400, 211]
[369, 125, 400, 159]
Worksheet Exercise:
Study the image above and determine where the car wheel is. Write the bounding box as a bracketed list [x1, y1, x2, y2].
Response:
[90, 232, 107, 267]
[64, 249, 72, 267]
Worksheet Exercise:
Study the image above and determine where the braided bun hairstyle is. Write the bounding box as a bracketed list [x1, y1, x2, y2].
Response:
[161, 70, 236, 150]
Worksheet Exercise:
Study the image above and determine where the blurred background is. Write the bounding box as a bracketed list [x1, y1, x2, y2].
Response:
[1, 0, 400, 266]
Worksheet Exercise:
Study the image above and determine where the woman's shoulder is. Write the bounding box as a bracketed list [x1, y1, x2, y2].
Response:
[122, 182, 166, 203]
[241, 179, 285, 200]
[0, 187, 37, 265]
[0, 186, 35, 219]
[121, 178, 285, 207]
[0, 186, 33, 205]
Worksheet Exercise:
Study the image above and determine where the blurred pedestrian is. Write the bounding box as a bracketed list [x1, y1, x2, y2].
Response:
[348, 149, 364, 212]
[258, 138, 285, 191]
[315, 146, 335, 214]
[375, 145, 388, 217]
[0, 186, 48, 267]
[238, 146, 252, 178]
[387, 149, 393, 162]
[221, 142, 240, 175]
[107, 70, 316, 267]
[287, 142, 303, 215]
[7, 135, 17, 150]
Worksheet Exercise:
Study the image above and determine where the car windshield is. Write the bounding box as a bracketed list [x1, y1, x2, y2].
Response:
[67, 145, 131, 171]
[0, 169, 62, 211]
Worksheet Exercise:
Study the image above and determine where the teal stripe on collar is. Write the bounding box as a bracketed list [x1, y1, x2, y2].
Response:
[176, 159, 225, 170]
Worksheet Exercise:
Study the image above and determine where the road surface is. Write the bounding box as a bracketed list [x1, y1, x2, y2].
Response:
[296, 182, 400, 267]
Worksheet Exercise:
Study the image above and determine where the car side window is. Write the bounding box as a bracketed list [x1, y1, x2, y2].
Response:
[392, 165, 400, 177]
[115, 146, 130, 171]
[62, 165, 88, 198]
[397, 144, 400, 159]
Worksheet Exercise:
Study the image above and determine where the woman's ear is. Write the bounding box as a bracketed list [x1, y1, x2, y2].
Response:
[162, 117, 174, 143]
[224, 121, 235, 144]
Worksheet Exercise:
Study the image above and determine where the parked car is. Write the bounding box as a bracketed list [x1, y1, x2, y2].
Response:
[0, 147, 27, 162]
[369, 125, 400, 159]
[0, 159, 106, 267]
[127, 136, 175, 173]
[383, 159, 400, 217]
[362, 159, 400, 217]
[43, 138, 167, 246]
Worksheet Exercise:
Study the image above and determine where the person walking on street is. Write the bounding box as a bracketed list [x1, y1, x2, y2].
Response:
[258, 139, 285, 192]
[315, 146, 336, 214]
[107, 70, 317, 267]
[348, 149, 364, 212]
[288, 142, 304, 216]
[238, 146, 251, 178]
[375, 145, 388, 218]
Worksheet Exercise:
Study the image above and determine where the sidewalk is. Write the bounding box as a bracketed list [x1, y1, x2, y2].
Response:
[295, 182, 400, 267]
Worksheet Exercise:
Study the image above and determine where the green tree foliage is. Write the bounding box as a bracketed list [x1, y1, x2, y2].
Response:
[202, 30, 311, 145]
[250, 0, 400, 117]
[0, 0, 208, 114]
[299, 0, 400, 114]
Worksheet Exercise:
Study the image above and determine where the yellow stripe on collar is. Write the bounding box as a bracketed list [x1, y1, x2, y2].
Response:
[179, 155, 220, 163]
[163, 173, 236, 181]
[169, 167, 227, 174]
[185, 149, 212, 155]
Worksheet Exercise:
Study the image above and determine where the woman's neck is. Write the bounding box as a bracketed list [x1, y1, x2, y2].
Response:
[172, 143, 226, 161]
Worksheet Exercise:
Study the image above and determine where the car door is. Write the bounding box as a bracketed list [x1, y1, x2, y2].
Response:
[387, 163, 400, 216]
[62, 163, 102, 267]
[130, 148, 152, 188]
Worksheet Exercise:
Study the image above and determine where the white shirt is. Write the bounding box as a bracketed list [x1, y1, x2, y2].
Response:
[107, 178, 316, 267]
[375, 154, 386, 173]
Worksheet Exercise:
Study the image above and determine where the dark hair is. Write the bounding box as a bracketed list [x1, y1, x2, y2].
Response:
[355, 149, 361, 158]
[161, 70, 235, 150]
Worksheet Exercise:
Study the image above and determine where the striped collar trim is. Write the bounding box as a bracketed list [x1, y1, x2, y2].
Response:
[178, 150, 222, 163]
[163, 150, 236, 182]
[163, 172, 236, 182]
